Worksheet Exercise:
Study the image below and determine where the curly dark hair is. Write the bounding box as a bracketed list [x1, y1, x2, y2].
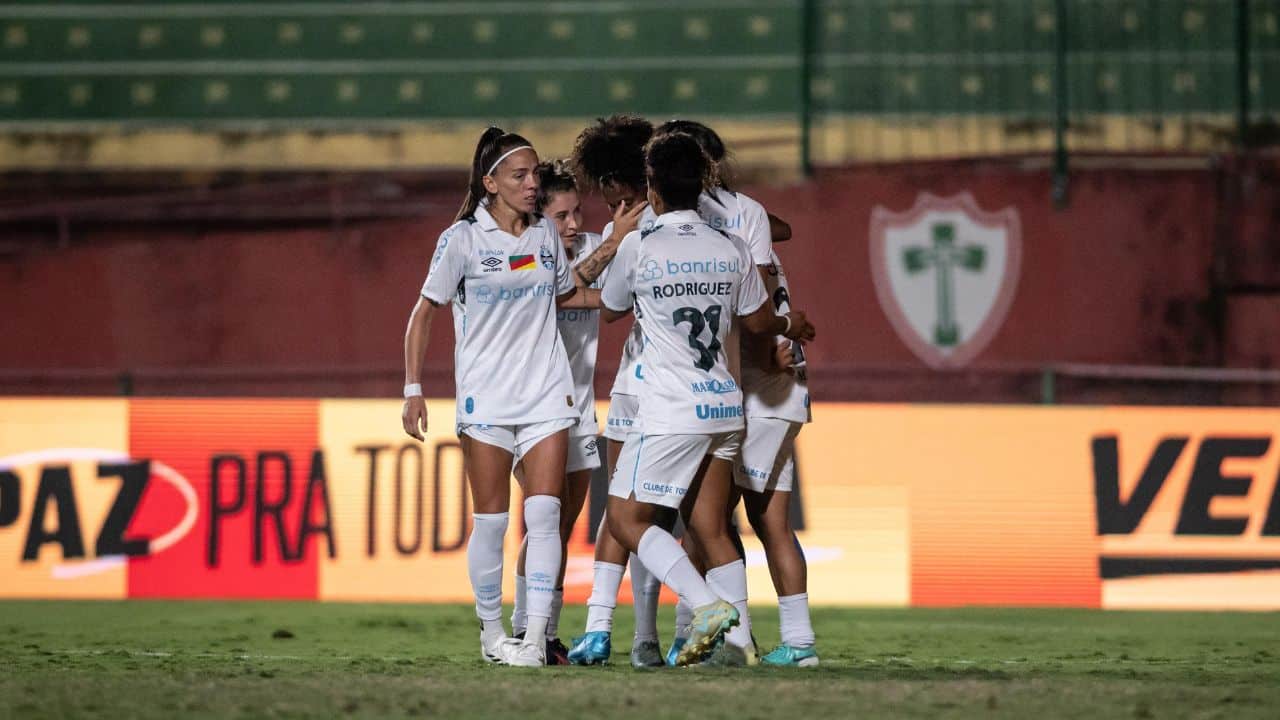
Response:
[645, 132, 713, 211]
[571, 114, 654, 192]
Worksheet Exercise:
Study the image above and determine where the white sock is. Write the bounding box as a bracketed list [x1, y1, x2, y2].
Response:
[467, 512, 508, 624]
[637, 526, 717, 609]
[674, 599, 693, 640]
[522, 495, 561, 649]
[706, 559, 752, 649]
[548, 589, 564, 640]
[585, 561, 625, 633]
[778, 593, 815, 648]
[629, 553, 661, 642]
[512, 574, 528, 636]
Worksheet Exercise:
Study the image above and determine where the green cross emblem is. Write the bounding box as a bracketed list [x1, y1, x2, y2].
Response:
[902, 223, 986, 347]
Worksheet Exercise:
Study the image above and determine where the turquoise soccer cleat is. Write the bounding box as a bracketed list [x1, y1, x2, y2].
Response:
[760, 644, 820, 667]
[567, 631, 612, 665]
[665, 636, 687, 667]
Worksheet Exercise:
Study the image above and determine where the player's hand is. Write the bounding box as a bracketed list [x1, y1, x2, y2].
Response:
[784, 310, 816, 342]
[612, 199, 648, 239]
[773, 340, 797, 374]
[402, 396, 427, 441]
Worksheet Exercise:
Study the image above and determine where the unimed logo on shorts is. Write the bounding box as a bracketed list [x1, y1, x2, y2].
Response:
[1092, 433, 1280, 579]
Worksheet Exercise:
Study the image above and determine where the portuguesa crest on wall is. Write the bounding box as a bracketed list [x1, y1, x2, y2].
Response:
[870, 193, 1022, 369]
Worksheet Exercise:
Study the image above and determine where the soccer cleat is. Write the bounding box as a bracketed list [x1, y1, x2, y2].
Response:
[500, 639, 547, 667]
[566, 631, 612, 665]
[760, 644, 820, 667]
[481, 629, 517, 665]
[699, 638, 758, 667]
[629, 639, 664, 668]
[675, 600, 739, 667]
[546, 637, 571, 666]
[665, 636, 687, 667]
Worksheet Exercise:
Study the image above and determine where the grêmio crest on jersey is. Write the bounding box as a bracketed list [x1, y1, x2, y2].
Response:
[869, 192, 1021, 369]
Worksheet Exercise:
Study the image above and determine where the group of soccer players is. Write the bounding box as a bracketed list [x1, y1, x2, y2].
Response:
[402, 116, 818, 668]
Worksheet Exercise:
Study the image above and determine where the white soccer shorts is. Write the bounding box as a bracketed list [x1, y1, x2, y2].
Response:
[566, 433, 602, 473]
[608, 432, 741, 509]
[733, 417, 802, 493]
[603, 393, 640, 442]
[458, 418, 576, 462]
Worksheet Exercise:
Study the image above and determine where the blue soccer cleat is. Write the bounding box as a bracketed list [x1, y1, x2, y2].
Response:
[760, 644, 820, 667]
[665, 636, 687, 667]
[567, 631, 612, 665]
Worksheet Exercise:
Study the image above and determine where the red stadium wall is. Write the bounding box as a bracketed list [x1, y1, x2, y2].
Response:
[3, 159, 1277, 400]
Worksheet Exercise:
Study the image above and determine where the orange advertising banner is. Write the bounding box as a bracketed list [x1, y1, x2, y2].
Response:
[2, 399, 1278, 609]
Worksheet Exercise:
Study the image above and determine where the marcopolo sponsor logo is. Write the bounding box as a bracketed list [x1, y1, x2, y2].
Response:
[1092, 433, 1280, 580]
[695, 403, 744, 420]
[653, 281, 733, 299]
[691, 379, 737, 394]
[665, 257, 739, 276]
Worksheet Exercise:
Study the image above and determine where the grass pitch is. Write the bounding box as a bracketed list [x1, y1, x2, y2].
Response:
[1, 601, 1277, 719]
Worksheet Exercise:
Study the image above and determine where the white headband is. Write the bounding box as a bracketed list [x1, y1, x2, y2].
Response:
[486, 145, 533, 176]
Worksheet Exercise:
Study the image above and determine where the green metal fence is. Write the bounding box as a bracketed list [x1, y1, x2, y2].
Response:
[0, 0, 1275, 165]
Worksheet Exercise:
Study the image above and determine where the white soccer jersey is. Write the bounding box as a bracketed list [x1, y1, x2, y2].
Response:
[558, 232, 605, 436]
[603, 206, 657, 398]
[420, 204, 578, 426]
[601, 209, 769, 435]
[742, 250, 812, 424]
[698, 189, 772, 266]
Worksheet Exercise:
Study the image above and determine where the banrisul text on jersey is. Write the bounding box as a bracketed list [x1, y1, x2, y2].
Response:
[600, 209, 768, 435]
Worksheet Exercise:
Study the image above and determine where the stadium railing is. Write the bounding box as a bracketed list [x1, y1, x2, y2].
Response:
[3, 363, 1279, 407]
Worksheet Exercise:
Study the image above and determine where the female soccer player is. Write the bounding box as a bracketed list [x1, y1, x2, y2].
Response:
[562, 116, 669, 668]
[599, 132, 816, 666]
[508, 160, 611, 664]
[659, 119, 819, 666]
[402, 127, 596, 667]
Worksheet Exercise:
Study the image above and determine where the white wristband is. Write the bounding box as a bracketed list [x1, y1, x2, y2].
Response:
[403, 383, 422, 399]
[780, 313, 792, 337]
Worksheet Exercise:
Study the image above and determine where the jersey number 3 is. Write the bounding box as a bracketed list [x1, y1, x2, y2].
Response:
[672, 305, 723, 372]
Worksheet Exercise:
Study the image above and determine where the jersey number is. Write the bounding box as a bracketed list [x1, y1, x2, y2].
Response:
[672, 305, 723, 371]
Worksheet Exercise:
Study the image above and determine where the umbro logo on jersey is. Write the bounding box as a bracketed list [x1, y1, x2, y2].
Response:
[509, 254, 536, 271]
[678, 223, 695, 235]
[481, 256, 504, 272]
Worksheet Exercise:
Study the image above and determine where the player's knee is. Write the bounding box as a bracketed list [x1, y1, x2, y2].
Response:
[523, 494, 561, 538]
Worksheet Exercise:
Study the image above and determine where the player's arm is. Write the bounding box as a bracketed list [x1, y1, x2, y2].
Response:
[402, 296, 436, 441]
[558, 287, 605, 309]
[741, 326, 791, 374]
[768, 212, 792, 243]
[741, 306, 815, 342]
[573, 200, 647, 287]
